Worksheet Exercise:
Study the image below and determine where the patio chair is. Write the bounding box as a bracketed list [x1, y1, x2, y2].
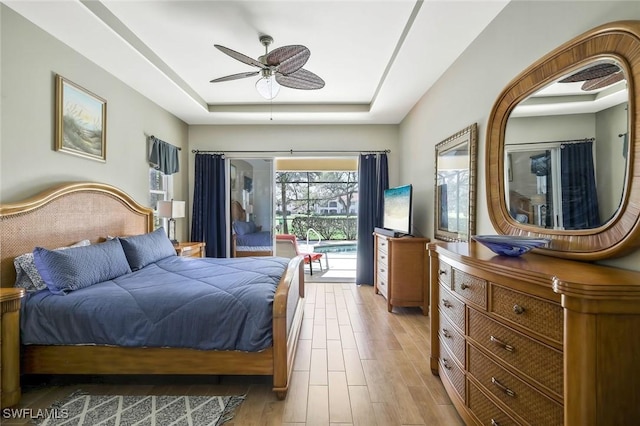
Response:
[275, 234, 323, 275]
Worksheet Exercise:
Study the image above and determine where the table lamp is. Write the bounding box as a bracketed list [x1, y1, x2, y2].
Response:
[157, 199, 185, 245]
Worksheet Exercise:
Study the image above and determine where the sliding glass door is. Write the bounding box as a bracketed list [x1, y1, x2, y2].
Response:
[229, 158, 274, 257]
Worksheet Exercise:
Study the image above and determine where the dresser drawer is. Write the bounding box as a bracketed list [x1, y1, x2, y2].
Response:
[439, 284, 465, 332]
[439, 343, 466, 404]
[468, 380, 520, 426]
[377, 245, 389, 263]
[377, 237, 389, 255]
[452, 269, 487, 309]
[437, 261, 452, 287]
[377, 273, 388, 298]
[468, 345, 563, 425]
[439, 311, 466, 366]
[377, 252, 388, 272]
[490, 284, 563, 345]
[467, 309, 563, 397]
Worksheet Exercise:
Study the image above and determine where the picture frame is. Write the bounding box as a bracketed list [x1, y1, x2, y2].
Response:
[244, 176, 253, 192]
[230, 164, 237, 190]
[434, 123, 478, 242]
[55, 75, 107, 162]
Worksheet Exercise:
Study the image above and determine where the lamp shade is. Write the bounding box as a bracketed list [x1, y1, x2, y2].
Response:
[256, 76, 281, 100]
[157, 200, 185, 219]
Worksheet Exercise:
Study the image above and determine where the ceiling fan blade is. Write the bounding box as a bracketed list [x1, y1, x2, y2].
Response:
[266, 45, 310, 75]
[581, 71, 625, 91]
[276, 68, 325, 90]
[210, 71, 260, 83]
[559, 63, 620, 83]
[214, 44, 265, 69]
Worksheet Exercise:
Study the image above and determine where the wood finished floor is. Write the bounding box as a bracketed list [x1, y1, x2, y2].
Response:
[6, 283, 463, 425]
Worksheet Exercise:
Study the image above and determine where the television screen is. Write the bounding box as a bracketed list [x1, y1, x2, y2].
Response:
[383, 184, 413, 235]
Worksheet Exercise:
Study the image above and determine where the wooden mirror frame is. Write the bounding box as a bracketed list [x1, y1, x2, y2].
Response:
[486, 21, 640, 260]
[435, 123, 477, 242]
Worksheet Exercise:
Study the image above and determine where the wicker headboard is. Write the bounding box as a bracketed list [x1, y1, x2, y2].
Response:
[0, 182, 153, 288]
[231, 200, 246, 222]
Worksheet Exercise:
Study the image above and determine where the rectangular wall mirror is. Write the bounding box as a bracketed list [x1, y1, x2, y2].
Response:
[434, 123, 477, 241]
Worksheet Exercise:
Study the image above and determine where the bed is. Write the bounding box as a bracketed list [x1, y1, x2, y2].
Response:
[0, 182, 305, 400]
[230, 200, 273, 257]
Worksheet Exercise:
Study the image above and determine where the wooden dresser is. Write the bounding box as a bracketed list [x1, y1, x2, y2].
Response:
[373, 232, 429, 314]
[428, 242, 640, 426]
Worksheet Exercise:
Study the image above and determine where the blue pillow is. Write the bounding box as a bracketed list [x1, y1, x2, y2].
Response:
[14, 239, 90, 293]
[33, 239, 131, 295]
[233, 221, 253, 236]
[118, 227, 176, 271]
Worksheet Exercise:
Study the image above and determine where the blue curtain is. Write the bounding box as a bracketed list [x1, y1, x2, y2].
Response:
[356, 153, 389, 286]
[560, 141, 600, 229]
[148, 136, 180, 175]
[191, 154, 227, 257]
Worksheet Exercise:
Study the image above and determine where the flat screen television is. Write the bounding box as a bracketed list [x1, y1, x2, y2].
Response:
[382, 184, 413, 236]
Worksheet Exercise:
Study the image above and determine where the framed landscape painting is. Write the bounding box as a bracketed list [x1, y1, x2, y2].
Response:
[55, 75, 107, 162]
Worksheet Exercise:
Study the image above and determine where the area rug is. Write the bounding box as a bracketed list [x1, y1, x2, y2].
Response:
[33, 391, 246, 426]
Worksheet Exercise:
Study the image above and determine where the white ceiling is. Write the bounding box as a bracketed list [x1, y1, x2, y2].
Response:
[4, 0, 510, 125]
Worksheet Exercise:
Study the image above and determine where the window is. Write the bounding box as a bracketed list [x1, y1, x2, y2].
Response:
[275, 171, 358, 240]
[149, 168, 173, 230]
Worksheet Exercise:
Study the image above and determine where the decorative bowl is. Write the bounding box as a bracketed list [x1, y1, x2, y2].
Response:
[471, 235, 550, 257]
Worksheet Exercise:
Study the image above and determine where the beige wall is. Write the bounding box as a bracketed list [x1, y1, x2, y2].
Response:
[4, 1, 640, 269]
[0, 6, 190, 239]
[399, 0, 640, 270]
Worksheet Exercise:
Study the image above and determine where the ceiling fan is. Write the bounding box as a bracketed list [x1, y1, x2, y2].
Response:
[210, 35, 325, 100]
[559, 63, 624, 91]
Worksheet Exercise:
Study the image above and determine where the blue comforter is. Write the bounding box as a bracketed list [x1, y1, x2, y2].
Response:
[235, 231, 272, 247]
[21, 256, 290, 352]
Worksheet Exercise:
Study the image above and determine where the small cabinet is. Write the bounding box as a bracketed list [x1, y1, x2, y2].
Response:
[175, 242, 206, 258]
[1, 288, 25, 408]
[373, 232, 429, 314]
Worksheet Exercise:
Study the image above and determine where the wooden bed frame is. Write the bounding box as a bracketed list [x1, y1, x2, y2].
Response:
[0, 182, 305, 399]
[230, 200, 273, 257]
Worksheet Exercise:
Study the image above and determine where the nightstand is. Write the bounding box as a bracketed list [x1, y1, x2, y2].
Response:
[174, 242, 206, 258]
[1, 288, 25, 408]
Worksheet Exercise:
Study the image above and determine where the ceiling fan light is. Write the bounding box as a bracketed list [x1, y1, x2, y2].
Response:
[256, 76, 280, 100]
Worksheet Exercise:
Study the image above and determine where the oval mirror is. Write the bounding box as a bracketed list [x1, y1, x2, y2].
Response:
[505, 59, 628, 230]
[486, 21, 640, 260]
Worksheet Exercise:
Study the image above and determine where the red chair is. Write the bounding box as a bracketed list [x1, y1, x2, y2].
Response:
[275, 234, 323, 275]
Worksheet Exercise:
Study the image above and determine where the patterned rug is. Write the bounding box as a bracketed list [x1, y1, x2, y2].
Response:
[34, 392, 246, 426]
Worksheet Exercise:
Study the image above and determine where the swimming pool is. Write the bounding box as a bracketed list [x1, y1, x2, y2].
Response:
[312, 242, 357, 254]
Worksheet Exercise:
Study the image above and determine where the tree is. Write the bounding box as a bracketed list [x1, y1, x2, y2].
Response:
[313, 172, 358, 215]
[275, 172, 310, 234]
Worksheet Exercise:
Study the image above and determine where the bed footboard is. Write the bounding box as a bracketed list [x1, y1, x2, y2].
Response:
[271, 256, 305, 399]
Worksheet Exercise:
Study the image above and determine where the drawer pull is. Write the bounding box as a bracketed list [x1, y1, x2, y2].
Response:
[513, 304, 525, 315]
[442, 299, 452, 308]
[491, 377, 516, 397]
[439, 269, 448, 276]
[442, 329, 451, 338]
[442, 358, 452, 370]
[490, 335, 515, 352]
[380, 269, 386, 273]
[491, 419, 500, 426]
[460, 283, 470, 290]
[380, 255, 386, 260]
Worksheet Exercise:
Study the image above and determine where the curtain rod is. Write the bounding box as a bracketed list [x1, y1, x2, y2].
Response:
[191, 149, 390, 154]
[148, 134, 182, 150]
[508, 137, 595, 147]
